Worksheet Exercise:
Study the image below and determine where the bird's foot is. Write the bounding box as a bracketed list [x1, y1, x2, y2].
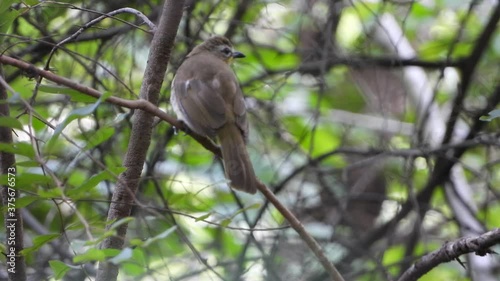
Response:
[173, 120, 191, 136]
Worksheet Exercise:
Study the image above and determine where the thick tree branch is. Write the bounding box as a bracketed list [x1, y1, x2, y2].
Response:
[95, 0, 185, 280]
[398, 228, 500, 281]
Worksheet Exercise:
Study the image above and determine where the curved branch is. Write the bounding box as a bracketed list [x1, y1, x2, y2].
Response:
[45, 7, 156, 70]
[0, 54, 221, 157]
[398, 228, 500, 281]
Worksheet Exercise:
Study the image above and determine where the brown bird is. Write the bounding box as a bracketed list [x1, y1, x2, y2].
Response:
[170, 36, 261, 194]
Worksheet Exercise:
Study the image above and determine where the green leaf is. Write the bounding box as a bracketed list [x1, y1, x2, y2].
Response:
[53, 104, 99, 136]
[260, 49, 298, 70]
[0, 142, 35, 157]
[382, 245, 404, 267]
[49, 260, 77, 280]
[21, 234, 60, 255]
[0, 0, 14, 13]
[49, 91, 112, 142]
[121, 249, 147, 276]
[194, 212, 212, 222]
[0, 0, 19, 42]
[108, 217, 135, 230]
[232, 203, 260, 217]
[129, 238, 144, 247]
[73, 248, 119, 263]
[37, 187, 63, 198]
[16, 173, 53, 188]
[68, 166, 125, 197]
[0, 116, 23, 129]
[220, 218, 232, 227]
[38, 84, 98, 103]
[12, 196, 37, 208]
[480, 109, 500, 121]
[142, 226, 178, 247]
[84, 230, 116, 246]
[17, 160, 41, 167]
[23, 0, 39, 5]
[84, 127, 115, 149]
[410, 2, 435, 18]
[419, 41, 449, 59]
[220, 204, 260, 228]
[108, 247, 133, 264]
[0, 173, 53, 192]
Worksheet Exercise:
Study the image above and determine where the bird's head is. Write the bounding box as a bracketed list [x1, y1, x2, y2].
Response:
[190, 36, 245, 64]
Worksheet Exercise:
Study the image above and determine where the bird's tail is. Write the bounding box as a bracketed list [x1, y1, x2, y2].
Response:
[218, 124, 261, 194]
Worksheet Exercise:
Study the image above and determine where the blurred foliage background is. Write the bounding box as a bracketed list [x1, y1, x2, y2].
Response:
[0, 0, 499, 280]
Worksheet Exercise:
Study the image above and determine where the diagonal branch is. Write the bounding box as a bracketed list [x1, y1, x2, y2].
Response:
[441, 3, 500, 144]
[398, 228, 500, 281]
[0, 54, 222, 157]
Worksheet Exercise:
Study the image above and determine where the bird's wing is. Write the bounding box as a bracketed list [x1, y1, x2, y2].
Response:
[232, 87, 249, 142]
[209, 69, 249, 142]
[172, 78, 226, 138]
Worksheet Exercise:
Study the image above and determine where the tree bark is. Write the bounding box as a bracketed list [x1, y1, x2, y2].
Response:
[95, 1, 185, 280]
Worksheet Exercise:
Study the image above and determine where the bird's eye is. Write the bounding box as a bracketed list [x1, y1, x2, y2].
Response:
[221, 47, 232, 56]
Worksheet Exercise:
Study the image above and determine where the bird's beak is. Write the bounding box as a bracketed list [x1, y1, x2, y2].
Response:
[232, 51, 245, 58]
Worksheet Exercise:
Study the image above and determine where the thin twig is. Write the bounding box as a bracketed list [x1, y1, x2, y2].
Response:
[45, 6, 156, 70]
[256, 182, 346, 281]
